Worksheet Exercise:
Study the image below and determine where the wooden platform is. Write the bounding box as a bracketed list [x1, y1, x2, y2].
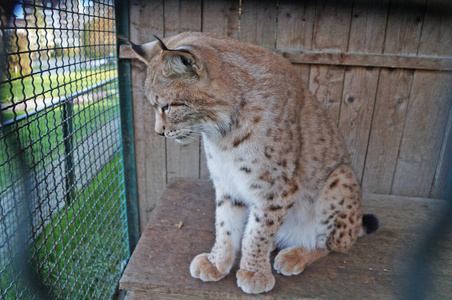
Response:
[119, 179, 452, 299]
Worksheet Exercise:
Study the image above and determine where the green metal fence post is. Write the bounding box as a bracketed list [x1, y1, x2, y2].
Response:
[114, 0, 140, 254]
[63, 98, 74, 206]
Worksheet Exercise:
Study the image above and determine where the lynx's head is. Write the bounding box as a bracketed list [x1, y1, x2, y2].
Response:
[129, 33, 239, 144]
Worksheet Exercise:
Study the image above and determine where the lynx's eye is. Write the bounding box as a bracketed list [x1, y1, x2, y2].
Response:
[162, 104, 170, 112]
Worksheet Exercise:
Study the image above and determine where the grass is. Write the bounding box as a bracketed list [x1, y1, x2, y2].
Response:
[0, 68, 117, 104]
[0, 154, 129, 300]
[33, 153, 128, 299]
[0, 91, 120, 197]
[0, 73, 129, 299]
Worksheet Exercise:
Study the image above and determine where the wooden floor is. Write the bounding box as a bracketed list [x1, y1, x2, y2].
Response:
[119, 179, 452, 299]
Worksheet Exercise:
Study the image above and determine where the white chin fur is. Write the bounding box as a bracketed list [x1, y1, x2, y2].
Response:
[175, 137, 192, 144]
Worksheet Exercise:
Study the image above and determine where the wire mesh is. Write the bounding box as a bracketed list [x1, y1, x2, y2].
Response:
[0, 1, 129, 299]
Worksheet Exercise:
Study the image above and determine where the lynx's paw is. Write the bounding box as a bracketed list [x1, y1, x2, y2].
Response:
[236, 269, 275, 294]
[274, 248, 329, 276]
[274, 248, 307, 276]
[190, 253, 229, 281]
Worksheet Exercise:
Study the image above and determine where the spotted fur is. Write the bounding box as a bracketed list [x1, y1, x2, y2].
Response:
[130, 32, 378, 294]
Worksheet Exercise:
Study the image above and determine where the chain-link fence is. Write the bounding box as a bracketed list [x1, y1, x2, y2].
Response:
[0, 1, 130, 299]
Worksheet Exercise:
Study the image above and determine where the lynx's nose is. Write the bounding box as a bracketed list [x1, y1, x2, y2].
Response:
[155, 125, 165, 136]
[155, 114, 165, 136]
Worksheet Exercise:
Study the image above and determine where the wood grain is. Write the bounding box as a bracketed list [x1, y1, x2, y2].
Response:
[199, 0, 240, 180]
[129, 0, 166, 232]
[339, 0, 390, 181]
[431, 106, 452, 198]
[419, 0, 452, 199]
[392, 0, 452, 198]
[120, 179, 452, 299]
[362, 68, 413, 194]
[391, 71, 452, 197]
[309, 65, 344, 123]
[362, 0, 425, 194]
[281, 50, 452, 71]
[309, 0, 353, 125]
[163, 0, 202, 182]
[239, 0, 278, 48]
[121, 45, 452, 72]
[202, 0, 239, 38]
[276, 0, 315, 84]
[163, 0, 202, 37]
[339, 66, 380, 181]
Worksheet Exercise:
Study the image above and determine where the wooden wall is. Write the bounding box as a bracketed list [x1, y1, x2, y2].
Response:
[125, 0, 452, 231]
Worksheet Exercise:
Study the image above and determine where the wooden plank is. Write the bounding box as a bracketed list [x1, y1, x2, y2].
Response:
[121, 45, 452, 72]
[280, 50, 452, 71]
[202, 0, 240, 38]
[239, 0, 278, 48]
[309, 65, 345, 123]
[391, 71, 452, 197]
[339, 66, 380, 181]
[163, 0, 202, 37]
[129, 0, 166, 232]
[129, 0, 164, 42]
[199, 0, 240, 180]
[362, 68, 413, 194]
[392, 0, 452, 197]
[347, 0, 390, 53]
[431, 106, 452, 198]
[163, 0, 202, 182]
[417, 0, 452, 57]
[420, 0, 452, 199]
[120, 179, 452, 299]
[362, 0, 425, 194]
[382, 0, 426, 55]
[276, 0, 315, 84]
[311, 0, 353, 52]
[309, 0, 353, 125]
[339, 0, 390, 181]
[166, 139, 201, 181]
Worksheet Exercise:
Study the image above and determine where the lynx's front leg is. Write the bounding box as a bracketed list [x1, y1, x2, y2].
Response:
[190, 194, 248, 281]
[237, 201, 292, 294]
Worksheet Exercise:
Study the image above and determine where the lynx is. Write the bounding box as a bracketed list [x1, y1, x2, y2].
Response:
[129, 32, 378, 294]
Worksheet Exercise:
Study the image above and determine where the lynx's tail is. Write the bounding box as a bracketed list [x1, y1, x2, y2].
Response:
[358, 214, 379, 237]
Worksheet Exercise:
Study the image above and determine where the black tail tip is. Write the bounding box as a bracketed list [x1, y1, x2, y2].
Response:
[363, 214, 379, 234]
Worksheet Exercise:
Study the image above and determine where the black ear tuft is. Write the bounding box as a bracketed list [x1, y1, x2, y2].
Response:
[153, 35, 169, 51]
[362, 214, 379, 234]
[131, 43, 147, 59]
[117, 35, 148, 62]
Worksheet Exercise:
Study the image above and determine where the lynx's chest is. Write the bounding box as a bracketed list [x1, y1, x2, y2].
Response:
[202, 135, 260, 204]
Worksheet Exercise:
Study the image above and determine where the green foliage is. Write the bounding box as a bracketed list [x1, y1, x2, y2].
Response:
[6, 1, 47, 77]
[83, 16, 115, 59]
[7, 32, 33, 76]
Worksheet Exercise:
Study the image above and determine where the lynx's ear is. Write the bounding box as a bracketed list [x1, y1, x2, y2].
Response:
[161, 49, 202, 78]
[117, 34, 160, 65]
[129, 40, 159, 65]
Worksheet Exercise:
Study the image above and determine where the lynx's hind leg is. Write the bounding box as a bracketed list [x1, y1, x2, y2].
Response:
[274, 247, 329, 276]
[319, 165, 364, 253]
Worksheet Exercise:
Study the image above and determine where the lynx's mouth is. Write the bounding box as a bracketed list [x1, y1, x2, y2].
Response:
[175, 134, 192, 144]
[167, 131, 194, 144]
